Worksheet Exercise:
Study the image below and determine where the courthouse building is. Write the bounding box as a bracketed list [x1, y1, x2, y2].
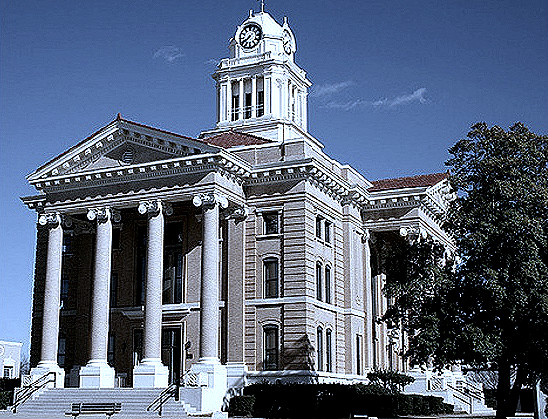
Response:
[20, 6, 462, 414]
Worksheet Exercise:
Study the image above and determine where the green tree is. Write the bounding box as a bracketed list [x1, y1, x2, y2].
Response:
[383, 123, 548, 419]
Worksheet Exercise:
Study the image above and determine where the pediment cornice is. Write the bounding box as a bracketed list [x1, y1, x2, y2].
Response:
[27, 118, 220, 182]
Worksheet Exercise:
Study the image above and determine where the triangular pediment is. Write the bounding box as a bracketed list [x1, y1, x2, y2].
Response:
[28, 117, 220, 181]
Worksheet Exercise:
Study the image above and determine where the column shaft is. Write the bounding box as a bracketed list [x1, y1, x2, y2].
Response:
[200, 203, 220, 360]
[238, 78, 244, 120]
[363, 237, 374, 369]
[143, 210, 164, 360]
[89, 215, 113, 361]
[41, 219, 63, 363]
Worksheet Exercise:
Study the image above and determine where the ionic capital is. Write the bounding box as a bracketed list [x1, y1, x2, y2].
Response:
[399, 226, 427, 243]
[362, 229, 371, 243]
[137, 200, 173, 217]
[86, 207, 120, 224]
[192, 193, 229, 210]
[38, 213, 61, 228]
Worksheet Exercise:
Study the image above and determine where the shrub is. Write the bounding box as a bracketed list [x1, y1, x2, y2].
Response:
[367, 368, 415, 393]
[243, 383, 453, 418]
[0, 391, 12, 410]
[228, 395, 256, 417]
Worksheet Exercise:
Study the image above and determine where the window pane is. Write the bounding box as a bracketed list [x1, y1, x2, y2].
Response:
[325, 266, 331, 304]
[264, 326, 279, 370]
[325, 221, 331, 243]
[110, 273, 118, 307]
[263, 212, 278, 235]
[326, 330, 333, 372]
[316, 216, 322, 238]
[317, 327, 323, 371]
[316, 263, 323, 301]
[264, 259, 279, 298]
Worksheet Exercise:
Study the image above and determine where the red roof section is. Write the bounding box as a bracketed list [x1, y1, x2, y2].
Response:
[368, 172, 449, 192]
[202, 130, 273, 148]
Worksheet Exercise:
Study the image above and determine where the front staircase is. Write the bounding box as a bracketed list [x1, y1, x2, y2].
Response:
[12, 388, 195, 418]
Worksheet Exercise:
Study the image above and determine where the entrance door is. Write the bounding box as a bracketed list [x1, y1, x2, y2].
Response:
[161, 327, 182, 384]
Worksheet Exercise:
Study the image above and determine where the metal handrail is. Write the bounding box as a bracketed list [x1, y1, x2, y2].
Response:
[147, 383, 178, 416]
[11, 371, 56, 413]
[447, 382, 484, 413]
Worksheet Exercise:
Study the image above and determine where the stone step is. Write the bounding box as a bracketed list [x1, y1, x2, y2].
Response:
[12, 388, 192, 419]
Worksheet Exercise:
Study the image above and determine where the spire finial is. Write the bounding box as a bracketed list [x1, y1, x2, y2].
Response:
[257, 0, 265, 13]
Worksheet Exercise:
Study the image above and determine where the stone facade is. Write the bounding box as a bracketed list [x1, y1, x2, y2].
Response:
[22, 7, 457, 414]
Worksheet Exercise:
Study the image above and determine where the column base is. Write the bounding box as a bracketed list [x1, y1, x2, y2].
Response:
[79, 360, 115, 388]
[180, 358, 227, 415]
[30, 362, 65, 388]
[133, 358, 169, 388]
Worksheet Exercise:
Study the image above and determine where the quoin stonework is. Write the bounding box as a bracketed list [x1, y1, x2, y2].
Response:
[20, 7, 490, 417]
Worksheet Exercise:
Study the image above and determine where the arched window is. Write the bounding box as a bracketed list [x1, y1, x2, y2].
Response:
[316, 262, 323, 301]
[264, 258, 279, 298]
[325, 265, 331, 304]
[317, 326, 324, 371]
[263, 325, 279, 370]
[326, 329, 333, 372]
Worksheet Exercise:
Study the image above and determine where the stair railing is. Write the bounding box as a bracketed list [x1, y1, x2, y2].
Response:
[11, 371, 56, 413]
[447, 381, 484, 413]
[147, 383, 178, 416]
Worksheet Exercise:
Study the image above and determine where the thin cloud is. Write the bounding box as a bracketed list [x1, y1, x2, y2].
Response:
[310, 81, 354, 98]
[323, 88, 428, 110]
[204, 58, 220, 66]
[153, 46, 184, 63]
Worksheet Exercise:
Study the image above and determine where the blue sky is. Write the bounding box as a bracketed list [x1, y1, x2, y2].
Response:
[1, 0, 547, 356]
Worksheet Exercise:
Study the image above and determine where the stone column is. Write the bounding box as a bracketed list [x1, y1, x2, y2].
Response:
[182, 193, 228, 414]
[133, 200, 171, 388]
[363, 230, 374, 370]
[30, 213, 66, 388]
[79, 207, 118, 388]
[227, 80, 232, 121]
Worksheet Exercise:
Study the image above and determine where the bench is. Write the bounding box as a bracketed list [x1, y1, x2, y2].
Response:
[67, 402, 122, 418]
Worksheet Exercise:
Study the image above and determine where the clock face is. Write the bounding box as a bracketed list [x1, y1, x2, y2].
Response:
[239, 23, 262, 50]
[283, 30, 292, 54]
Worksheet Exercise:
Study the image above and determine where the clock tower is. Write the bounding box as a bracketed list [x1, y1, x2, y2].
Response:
[201, 8, 312, 142]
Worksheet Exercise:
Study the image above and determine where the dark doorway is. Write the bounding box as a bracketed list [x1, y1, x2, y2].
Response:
[162, 327, 182, 384]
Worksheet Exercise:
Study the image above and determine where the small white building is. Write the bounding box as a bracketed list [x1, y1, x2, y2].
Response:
[0, 341, 23, 379]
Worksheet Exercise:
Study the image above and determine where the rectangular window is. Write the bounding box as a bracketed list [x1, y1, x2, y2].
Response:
[264, 259, 279, 298]
[232, 94, 240, 121]
[257, 90, 264, 117]
[3, 367, 13, 378]
[325, 266, 331, 304]
[316, 216, 323, 239]
[324, 221, 332, 243]
[264, 326, 279, 370]
[110, 272, 118, 307]
[356, 334, 363, 375]
[326, 329, 333, 372]
[263, 212, 278, 235]
[136, 225, 147, 306]
[163, 221, 184, 304]
[57, 336, 66, 368]
[107, 334, 115, 365]
[316, 263, 323, 301]
[244, 92, 252, 119]
[62, 232, 73, 255]
[60, 271, 69, 307]
[112, 227, 121, 250]
[317, 327, 324, 371]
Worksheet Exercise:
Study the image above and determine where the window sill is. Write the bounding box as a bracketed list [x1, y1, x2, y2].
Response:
[257, 234, 282, 240]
